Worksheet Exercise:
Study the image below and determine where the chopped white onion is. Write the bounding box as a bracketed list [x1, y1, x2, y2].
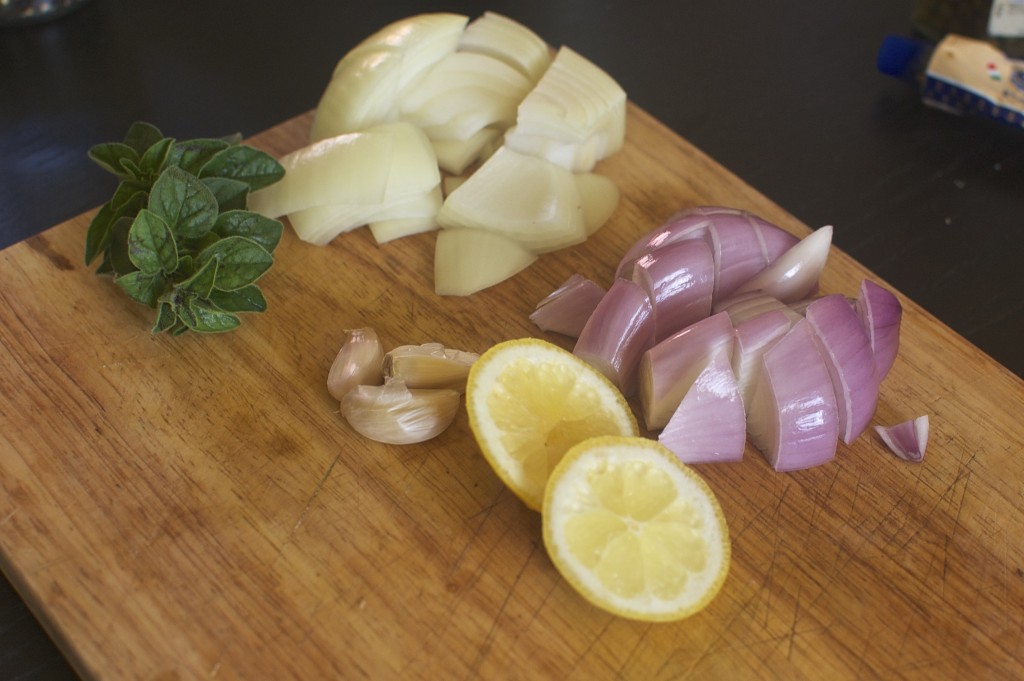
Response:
[658, 348, 746, 464]
[503, 46, 626, 172]
[746, 319, 839, 472]
[437, 146, 591, 253]
[572, 278, 655, 396]
[310, 13, 469, 141]
[433, 228, 537, 296]
[457, 11, 552, 83]
[529, 274, 607, 338]
[630, 239, 715, 342]
[805, 294, 879, 444]
[855, 279, 903, 382]
[874, 416, 928, 462]
[637, 311, 736, 431]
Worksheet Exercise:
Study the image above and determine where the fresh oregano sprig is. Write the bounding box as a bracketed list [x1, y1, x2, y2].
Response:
[85, 121, 286, 335]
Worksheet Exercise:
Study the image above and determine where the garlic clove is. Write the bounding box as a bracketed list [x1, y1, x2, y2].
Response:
[382, 342, 479, 392]
[327, 327, 385, 400]
[339, 377, 460, 444]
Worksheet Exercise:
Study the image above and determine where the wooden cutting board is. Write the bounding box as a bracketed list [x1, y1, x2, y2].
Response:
[2, 105, 1022, 681]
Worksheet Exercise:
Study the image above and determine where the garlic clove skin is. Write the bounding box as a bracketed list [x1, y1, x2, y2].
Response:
[382, 342, 479, 393]
[339, 377, 461, 444]
[327, 328, 385, 401]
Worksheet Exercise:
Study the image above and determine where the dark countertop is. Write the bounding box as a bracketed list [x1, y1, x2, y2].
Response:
[2, 2, 1021, 679]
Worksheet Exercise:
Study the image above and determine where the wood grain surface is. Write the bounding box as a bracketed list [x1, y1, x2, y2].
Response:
[2, 106, 1022, 680]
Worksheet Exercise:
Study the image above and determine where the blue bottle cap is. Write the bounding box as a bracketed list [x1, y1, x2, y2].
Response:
[877, 35, 931, 82]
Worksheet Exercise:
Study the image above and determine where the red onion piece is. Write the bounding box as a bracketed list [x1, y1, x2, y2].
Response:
[631, 239, 715, 341]
[714, 291, 802, 327]
[805, 294, 879, 444]
[637, 311, 735, 430]
[754, 220, 800, 262]
[731, 308, 795, 411]
[855, 279, 903, 382]
[733, 225, 833, 303]
[615, 213, 709, 280]
[573, 278, 655, 396]
[530, 273, 607, 338]
[874, 416, 928, 462]
[747, 318, 839, 472]
[658, 349, 746, 464]
[706, 218, 768, 303]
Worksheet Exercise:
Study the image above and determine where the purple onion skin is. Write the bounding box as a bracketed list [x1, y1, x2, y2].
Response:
[749, 319, 839, 472]
[806, 294, 879, 444]
[632, 239, 715, 342]
[573, 278, 655, 397]
[856, 279, 903, 382]
[875, 415, 928, 462]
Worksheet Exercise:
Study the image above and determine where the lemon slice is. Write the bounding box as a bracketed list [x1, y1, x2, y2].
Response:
[542, 436, 730, 621]
[466, 338, 638, 510]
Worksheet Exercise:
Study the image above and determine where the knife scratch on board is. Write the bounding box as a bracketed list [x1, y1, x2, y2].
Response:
[272, 453, 341, 565]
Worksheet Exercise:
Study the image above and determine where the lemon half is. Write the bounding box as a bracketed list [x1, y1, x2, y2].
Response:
[542, 436, 730, 621]
[466, 338, 638, 510]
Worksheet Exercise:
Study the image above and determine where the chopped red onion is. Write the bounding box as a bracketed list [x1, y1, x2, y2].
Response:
[631, 239, 715, 341]
[615, 213, 709, 279]
[637, 311, 735, 430]
[731, 308, 794, 411]
[530, 273, 607, 338]
[714, 291, 802, 327]
[747, 318, 839, 472]
[573, 278, 655, 396]
[754, 219, 800, 263]
[855, 279, 902, 382]
[658, 349, 746, 464]
[805, 294, 879, 444]
[706, 218, 768, 303]
[874, 416, 928, 462]
[733, 225, 833, 303]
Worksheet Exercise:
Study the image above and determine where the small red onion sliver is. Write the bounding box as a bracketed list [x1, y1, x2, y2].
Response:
[747, 318, 839, 472]
[573, 278, 655, 397]
[805, 294, 879, 444]
[529, 273, 607, 338]
[706, 218, 769, 303]
[637, 311, 736, 430]
[874, 416, 928, 462]
[855, 279, 902, 382]
[732, 308, 795, 412]
[659, 348, 746, 464]
[631, 239, 715, 342]
[733, 225, 833, 303]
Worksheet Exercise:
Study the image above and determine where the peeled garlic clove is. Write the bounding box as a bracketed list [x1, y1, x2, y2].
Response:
[383, 342, 479, 392]
[327, 328, 385, 400]
[339, 377, 460, 444]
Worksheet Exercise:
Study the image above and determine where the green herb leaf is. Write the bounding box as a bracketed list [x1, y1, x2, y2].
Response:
[85, 202, 115, 266]
[167, 138, 231, 175]
[177, 298, 241, 333]
[123, 121, 164, 154]
[127, 209, 178, 275]
[202, 177, 250, 211]
[139, 137, 175, 178]
[200, 145, 285, 191]
[152, 302, 178, 333]
[196, 236, 273, 291]
[175, 255, 218, 298]
[108, 216, 138, 276]
[214, 210, 283, 252]
[148, 166, 218, 240]
[208, 285, 267, 313]
[88, 142, 141, 180]
[115, 270, 166, 307]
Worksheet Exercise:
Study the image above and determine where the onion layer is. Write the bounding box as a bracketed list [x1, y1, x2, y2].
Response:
[746, 319, 839, 472]
[856, 279, 903, 381]
[874, 416, 928, 462]
[658, 349, 746, 464]
[572, 278, 655, 396]
[631, 238, 715, 341]
[530, 274, 606, 338]
[805, 294, 879, 444]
